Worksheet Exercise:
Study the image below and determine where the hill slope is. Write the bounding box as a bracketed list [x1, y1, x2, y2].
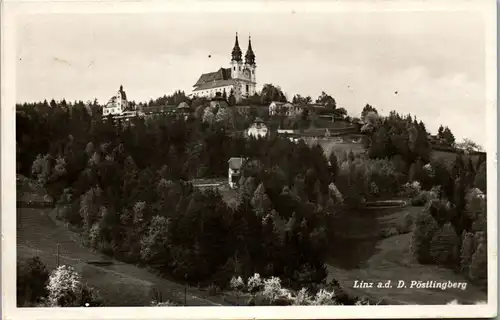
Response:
[16, 178, 228, 306]
[326, 206, 487, 305]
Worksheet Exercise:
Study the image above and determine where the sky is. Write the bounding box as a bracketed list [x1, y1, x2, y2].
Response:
[16, 10, 486, 146]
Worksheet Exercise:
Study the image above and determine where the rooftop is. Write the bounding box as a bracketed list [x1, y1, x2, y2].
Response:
[228, 157, 246, 170]
[194, 68, 232, 87]
[193, 79, 235, 91]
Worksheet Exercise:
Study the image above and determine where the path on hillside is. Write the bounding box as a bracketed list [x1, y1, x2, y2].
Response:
[325, 206, 487, 305]
[17, 204, 228, 306]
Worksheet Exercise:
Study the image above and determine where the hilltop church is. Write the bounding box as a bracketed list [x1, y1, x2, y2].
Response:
[191, 33, 257, 102]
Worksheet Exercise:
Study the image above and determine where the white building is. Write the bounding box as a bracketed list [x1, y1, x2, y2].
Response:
[247, 117, 268, 139]
[191, 33, 257, 102]
[269, 101, 303, 117]
[103, 85, 129, 116]
[227, 157, 246, 189]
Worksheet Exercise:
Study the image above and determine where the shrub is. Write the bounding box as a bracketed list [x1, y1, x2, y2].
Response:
[400, 181, 421, 198]
[247, 273, 263, 293]
[460, 231, 475, 274]
[469, 242, 487, 287]
[429, 223, 460, 266]
[312, 288, 336, 305]
[293, 288, 312, 305]
[230, 276, 245, 292]
[471, 213, 487, 232]
[411, 210, 439, 263]
[261, 277, 292, 303]
[151, 300, 177, 306]
[426, 199, 454, 225]
[410, 190, 436, 206]
[17, 256, 49, 306]
[207, 283, 221, 296]
[465, 188, 486, 221]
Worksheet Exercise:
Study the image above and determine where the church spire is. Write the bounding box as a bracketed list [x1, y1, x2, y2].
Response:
[231, 32, 242, 62]
[245, 35, 255, 65]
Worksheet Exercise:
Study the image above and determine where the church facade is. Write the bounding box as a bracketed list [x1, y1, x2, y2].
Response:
[191, 33, 257, 102]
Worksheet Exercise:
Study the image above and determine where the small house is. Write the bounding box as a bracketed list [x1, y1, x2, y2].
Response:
[268, 101, 303, 117]
[247, 117, 268, 139]
[228, 157, 246, 189]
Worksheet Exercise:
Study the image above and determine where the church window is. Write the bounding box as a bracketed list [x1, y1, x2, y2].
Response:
[246, 84, 249, 92]
[239, 66, 241, 71]
[233, 67, 235, 71]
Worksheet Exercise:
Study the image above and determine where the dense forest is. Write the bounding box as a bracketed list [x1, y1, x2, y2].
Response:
[17, 91, 487, 306]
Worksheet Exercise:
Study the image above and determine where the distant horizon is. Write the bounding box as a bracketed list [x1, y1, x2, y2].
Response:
[16, 11, 486, 146]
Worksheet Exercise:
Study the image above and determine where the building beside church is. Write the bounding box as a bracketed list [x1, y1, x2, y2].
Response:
[102, 85, 144, 121]
[191, 33, 257, 103]
[103, 85, 130, 116]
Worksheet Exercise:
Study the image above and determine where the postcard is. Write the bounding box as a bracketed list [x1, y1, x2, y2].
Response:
[2, 0, 497, 319]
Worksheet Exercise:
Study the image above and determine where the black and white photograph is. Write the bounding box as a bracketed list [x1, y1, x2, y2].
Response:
[2, 0, 497, 319]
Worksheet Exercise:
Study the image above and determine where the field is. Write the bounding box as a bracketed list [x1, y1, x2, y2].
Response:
[304, 137, 365, 157]
[326, 206, 487, 305]
[16, 179, 230, 307]
[306, 138, 483, 168]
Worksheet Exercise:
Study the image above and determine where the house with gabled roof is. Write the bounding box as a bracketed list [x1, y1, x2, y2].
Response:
[227, 157, 247, 189]
[247, 117, 268, 139]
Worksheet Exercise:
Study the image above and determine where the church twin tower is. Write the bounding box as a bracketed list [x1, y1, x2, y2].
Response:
[230, 33, 257, 90]
[191, 33, 257, 102]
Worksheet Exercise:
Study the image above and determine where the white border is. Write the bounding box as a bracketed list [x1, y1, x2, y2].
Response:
[2, 0, 497, 319]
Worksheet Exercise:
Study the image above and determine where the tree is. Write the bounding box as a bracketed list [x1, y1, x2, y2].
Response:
[474, 161, 486, 193]
[214, 106, 234, 128]
[46, 265, 102, 307]
[17, 256, 49, 306]
[140, 215, 172, 266]
[361, 104, 378, 121]
[469, 241, 487, 286]
[227, 89, 236, 106]
[411, 210, 440, 264]
[293, 94, 312, 105]
[334, 107, 347, 119]
[429, 222, 460, 266]
[260, 84, 287, 105]
[79, 186, 102, 232]
[368, 126, 390, 159]
[437, 125, 444, 138]
[251, 183, 272, 217]
[360, 111, 380, 134]
[460, 231, 475, 274]
[328, 152, 339, 182]
[46, 265, 83, 307]
[315, 91, 336, 109]
[456, 139, 483, 154]
[439, 126, 455, 146]
[408, 159, 425, 183]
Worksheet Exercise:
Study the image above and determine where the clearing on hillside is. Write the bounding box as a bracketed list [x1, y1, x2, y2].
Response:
[16, 178, 228, 307]
[326, 206, 487, 305]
